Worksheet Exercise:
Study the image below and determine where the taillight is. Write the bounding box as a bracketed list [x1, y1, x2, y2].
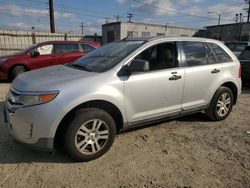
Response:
[239, 65, 242, 78]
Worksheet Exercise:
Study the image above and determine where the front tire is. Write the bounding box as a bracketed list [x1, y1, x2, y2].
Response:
[206, 86, 234, 121]
[65, 108, 116, 162]
[10, 65, 26, 81]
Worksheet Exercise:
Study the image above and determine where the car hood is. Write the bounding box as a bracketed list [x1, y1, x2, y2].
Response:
[12, 65, 98, 92]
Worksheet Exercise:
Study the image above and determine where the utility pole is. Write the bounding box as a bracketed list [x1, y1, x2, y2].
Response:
[104, 17, 109, 24]
[244, 0, 250, 23]
[247, 0, 250, 23]
[49, 0, 55, 33]
[127, 13, 134, 22]
[80, 22, 85, 35]
[116, 14, 120, 22]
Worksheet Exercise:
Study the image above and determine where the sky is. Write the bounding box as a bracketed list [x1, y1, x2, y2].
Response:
[0, 0, 248, 35]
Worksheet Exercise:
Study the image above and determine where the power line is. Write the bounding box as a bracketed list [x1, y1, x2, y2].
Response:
[0, 7, 49, 16]
[133, 0, 233, 22]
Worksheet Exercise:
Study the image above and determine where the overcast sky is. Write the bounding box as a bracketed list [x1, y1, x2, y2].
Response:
[0, 0, 247, 34]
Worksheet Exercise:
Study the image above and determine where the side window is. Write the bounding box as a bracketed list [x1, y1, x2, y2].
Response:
[81, 44, 95, 52]
[182, 41, 207, 66]
[204, 44, 216, 64]
[207, 43, 233, 63]
[36, 44, 54, 55]
[134, 42, 178, 71]
[55, 43, 80, 54]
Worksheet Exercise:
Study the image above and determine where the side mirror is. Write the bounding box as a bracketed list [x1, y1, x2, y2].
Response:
[117, 59, 149, 77]
[129, 59, 149, 72]
[30, 50, 40, 57]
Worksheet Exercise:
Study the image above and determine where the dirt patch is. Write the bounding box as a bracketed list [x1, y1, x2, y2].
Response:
[0, 83, 249, 188]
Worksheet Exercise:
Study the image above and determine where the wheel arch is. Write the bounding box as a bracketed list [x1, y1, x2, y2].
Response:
[54, 100, 124, 148]
[7, 64, 29, 80]
[220, 81, 238, 105]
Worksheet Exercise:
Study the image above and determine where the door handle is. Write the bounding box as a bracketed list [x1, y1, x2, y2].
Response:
[211, 69, 220, 74]
[169, 75, 182, 81]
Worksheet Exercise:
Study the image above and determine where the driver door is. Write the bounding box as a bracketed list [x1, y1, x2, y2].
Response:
[28, 43, 59, 70]
[123, 42, 185, 124]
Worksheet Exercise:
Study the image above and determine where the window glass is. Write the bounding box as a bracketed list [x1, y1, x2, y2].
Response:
[235, 44, 247, 51]
[81, 44, 95, 52]
[36, 44, 54, 55]
[182, 42, 207, 66]
[127, 31, 138, 38]
[239, 47, 250, 60]
[204, 44, 216, 64]
[71, 41, 144, 72]
[141, 32, 150, 37]
[157, 33, 165, 36]
[208, 43, 233, 63]
[134, 42, 177, 71]
[56, 43, 79, 54]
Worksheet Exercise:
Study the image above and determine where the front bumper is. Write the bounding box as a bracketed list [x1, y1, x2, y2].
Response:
[3, 103, 54, 152]
[3, 87, 64, 152]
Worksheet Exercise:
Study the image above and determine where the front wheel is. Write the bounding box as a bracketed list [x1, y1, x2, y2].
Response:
[10, 65, 26, 81]
[206, 86, 234, 121]
[65, 108, 116, 162]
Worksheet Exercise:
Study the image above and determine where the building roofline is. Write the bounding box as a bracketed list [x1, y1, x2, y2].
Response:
[102, 21, 197, 30]
[206, 22, 250, 28]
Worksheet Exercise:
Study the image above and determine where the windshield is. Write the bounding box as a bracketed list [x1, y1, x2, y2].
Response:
[239, 47, 250, 60]
[225, 43, 247, 52]
[70, 40, 144, 72]
[15, 44, 38, 55]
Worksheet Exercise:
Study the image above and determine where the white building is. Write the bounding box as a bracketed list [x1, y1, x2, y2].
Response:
[102, 21, 198, 44]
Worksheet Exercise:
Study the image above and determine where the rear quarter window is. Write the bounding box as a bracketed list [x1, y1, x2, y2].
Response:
[207, 43, 233, 63]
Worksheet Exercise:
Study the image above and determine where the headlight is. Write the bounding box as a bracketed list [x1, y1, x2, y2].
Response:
[0, 57, 7, 62]
[9, 89, 59, 107]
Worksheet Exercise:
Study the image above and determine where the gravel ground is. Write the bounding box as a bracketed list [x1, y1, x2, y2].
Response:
[0, 83, 249, 188]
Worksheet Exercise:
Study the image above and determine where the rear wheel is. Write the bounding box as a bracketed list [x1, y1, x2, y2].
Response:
[10, 65, 26, 81]
[206, 86, 234, 121]
[65, 108, 116, 162]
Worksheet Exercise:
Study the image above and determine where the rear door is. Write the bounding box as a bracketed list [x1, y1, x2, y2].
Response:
[55, 43, 83, 64]
[181, 41, 223, 111]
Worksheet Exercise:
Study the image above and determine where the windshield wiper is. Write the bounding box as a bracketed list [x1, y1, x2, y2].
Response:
[67, 64, 91, 72]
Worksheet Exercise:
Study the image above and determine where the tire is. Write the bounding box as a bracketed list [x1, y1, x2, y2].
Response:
[65, 108, 116, 162]
[206, 86, 234, 121]
[10, 65, 26, 81]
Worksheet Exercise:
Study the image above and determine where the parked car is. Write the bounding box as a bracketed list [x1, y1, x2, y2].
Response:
[239, 45, 250, 84]
[0, 40, 100, 80]
[4, 37, 241, 161]
[225, 41, 250, 57]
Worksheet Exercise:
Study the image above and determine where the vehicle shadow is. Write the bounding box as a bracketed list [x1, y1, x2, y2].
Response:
[0, 101, 74, 164]
[119, 112, 210, 134]
[0, 80, 10, 84]
[242, 86, 250, 94]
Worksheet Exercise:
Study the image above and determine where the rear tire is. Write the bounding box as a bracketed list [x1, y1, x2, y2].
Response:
[10, 65, 26, 81]
[206, 86, 234, 121]
[65, 108, 116, 162]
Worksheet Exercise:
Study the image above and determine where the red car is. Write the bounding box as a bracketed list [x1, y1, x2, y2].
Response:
[0, 40, 100, 80]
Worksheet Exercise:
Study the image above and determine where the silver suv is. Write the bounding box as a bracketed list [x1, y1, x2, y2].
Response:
[4, 37, 242, 161]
